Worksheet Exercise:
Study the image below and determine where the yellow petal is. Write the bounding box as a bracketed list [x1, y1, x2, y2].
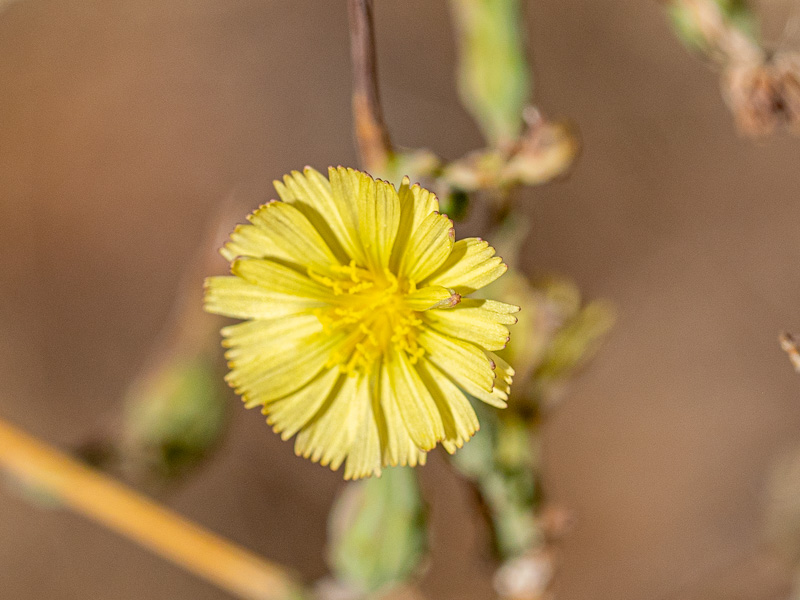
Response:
[418, 328, 496, 393]
[390, 178, 439, 270]
[404, 286, 461, 311]
[232, 257, 335, 302]
[328, 166, 369, 265]
[378, 362, 428, 468]
[357, 173, 400, 271]
[423, 299, 518, 351]
[266, 367, 343, 440]
[273, 167, 353, 262]
[226, 331, 345, 407]
[245, 201, 341, 276]
[220, 220, 284, 262]
[486, 351, 514, 395]
[399, 212, 455, 282]
[221, 314, 322, 363]
[424, 238, 507, 294]
[472, 299, 521, 315]
[385, 347, 445, 451]
[344, 374, 383, 480]
[449, 374, 508, 409]
[294, 374, 360, 471]
[416, 358, 479, 453]
[204, 276, 321, 320]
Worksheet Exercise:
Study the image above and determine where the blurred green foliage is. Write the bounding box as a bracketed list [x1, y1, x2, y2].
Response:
[450, 0, 531, 147]
[452, 404, 541, 559]
[667, 0, 759, 53]
[122, 353, 228, 482]
[449, 269, 614, 560]
[488, 270, 615, 416]
[327, 468, 428, 595]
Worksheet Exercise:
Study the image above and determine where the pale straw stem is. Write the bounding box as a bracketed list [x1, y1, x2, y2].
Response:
[0, 418, 305, 600]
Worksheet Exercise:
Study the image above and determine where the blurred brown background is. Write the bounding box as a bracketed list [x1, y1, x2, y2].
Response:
[2, 1, 800, 598]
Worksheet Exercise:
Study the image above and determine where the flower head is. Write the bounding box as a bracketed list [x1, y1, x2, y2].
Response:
[205, 167, 517, 479]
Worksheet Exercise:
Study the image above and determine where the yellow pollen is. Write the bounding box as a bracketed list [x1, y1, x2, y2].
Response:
[310, 264, 424, 375]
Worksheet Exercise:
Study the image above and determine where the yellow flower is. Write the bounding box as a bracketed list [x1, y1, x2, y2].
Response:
[204, 167, 517, 479]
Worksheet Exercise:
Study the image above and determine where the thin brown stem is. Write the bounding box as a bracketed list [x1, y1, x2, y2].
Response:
[348, 0, 393, 172]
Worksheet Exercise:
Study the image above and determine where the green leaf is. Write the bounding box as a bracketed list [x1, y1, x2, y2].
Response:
[450, 0, 531, 146]
[327, 468, 428, 593]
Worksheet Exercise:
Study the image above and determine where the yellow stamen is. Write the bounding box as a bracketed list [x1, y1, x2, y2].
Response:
[313, 263, 424, 375]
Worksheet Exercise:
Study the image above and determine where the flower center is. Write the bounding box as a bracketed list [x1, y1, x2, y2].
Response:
[309, 261, 425, 375]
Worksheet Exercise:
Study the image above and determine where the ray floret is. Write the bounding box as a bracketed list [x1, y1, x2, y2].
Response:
[205, 167, 517, 479]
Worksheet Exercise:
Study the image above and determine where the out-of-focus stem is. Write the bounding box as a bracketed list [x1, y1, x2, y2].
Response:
[347, 0, 393, 173]
[663, 0, 761, 62]
[143, 193, 242, 372]
[0, 418, 306, 600]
